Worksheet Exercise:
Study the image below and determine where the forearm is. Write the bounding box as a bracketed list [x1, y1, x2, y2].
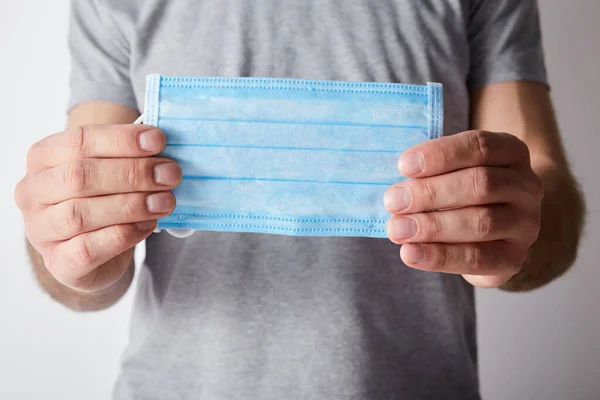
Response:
[501, 164, 585, 291]
[28, 240, 134, 311]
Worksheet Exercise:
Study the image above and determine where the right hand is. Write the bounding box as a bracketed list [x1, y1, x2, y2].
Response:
[14, 124, 181, 292]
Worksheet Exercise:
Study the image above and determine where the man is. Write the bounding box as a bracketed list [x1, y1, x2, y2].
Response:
[15, 0, 585, 398]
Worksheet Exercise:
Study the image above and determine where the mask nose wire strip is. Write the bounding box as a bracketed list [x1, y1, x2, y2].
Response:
[133, 113, 195, 239]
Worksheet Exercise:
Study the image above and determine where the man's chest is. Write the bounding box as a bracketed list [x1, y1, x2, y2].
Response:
[114, 0, 471, 131]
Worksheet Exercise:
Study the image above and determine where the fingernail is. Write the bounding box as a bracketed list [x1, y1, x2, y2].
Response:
[383, 187, 412, 212]
[146, 192, 174, 213]
[154, 163, 181, 186]
[387, 217, 418, 239]
[399, 152, 424, 175]
[136, 220, 156, 231]
[138, 129, 165, 153]
[404, 245, 426, 263]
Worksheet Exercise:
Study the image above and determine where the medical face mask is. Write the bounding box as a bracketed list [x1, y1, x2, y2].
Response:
[140, 74, 443, 238]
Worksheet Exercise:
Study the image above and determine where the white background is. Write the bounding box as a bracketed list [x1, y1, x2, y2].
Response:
[1, 1, 598, 399]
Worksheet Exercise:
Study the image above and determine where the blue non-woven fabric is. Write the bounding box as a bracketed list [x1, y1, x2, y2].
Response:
[144, 75, 443, 238]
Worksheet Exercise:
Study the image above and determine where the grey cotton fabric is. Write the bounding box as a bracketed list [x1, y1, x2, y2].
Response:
[67, 1, 548, 399]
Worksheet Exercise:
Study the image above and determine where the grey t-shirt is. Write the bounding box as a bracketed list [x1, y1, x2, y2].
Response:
[67, 1, 547, 399]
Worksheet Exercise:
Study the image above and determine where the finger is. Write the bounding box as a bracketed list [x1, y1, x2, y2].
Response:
[32, 158, 181, 204]
[36, 191, 175, 242]
[383, 166, 542, 214]
[399, 241, 525, 276]
[27, 124, 165, 172]
[386, 205, 539, 245]
[46, 220, 157, 290]
[461, 274, 514, 289]
[398, 130, 531, 178]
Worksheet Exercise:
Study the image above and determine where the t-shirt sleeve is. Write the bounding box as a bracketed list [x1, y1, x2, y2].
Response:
[467, 0, 549, 90]
[67, 0, 137, 112]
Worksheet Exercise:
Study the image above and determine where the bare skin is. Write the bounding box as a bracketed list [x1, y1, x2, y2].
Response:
[15, 81, 585, 311]
[384, 81, 585, 290]
[15, 102, 182, 310]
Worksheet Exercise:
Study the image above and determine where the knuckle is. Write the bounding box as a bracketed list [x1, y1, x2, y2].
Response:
[25, 226, 44, 247]
[471, 130, 493, 164]
[421, 214, 443, 241]
[15, 177, 41, 213]
[510, 258, 524, 274]
[43, 248, 59, 276]
[26, 141, 42, 167]
[69, 125, 89, 158]
[432, 245, 448, 269]
[475, 208, 495, 239]
[525, 207, 542, 242]
[44, 247, 74, 285]
[528, 174, 545, 202]
[14, 178, 29, 210]
[536, 184, 545, 202]
[63, 160, 89, 194]
[420, 180, 438, 209]
[73, 236, 96, 267]
[63, 200, 86, 233]
[530, 203, 542, 228]
[502, 132, 530, 162]
[114, 126, 136, 153]
[472, 167, 494, 201]
[532, 214, 542, 237]
[513, 136, 531, 160]
[465, 245, 485, 268]
[111, 225, 131, 249]
[436, 144, 452, 168]
[507, 247, 527, 273]
[121, 160, 144, 188]
[120, 196, 141, 220]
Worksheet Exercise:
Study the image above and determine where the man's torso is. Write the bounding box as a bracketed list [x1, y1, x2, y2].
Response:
[107, 1, 478, 398]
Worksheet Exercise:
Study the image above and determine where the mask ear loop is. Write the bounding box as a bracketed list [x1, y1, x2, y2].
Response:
[133, 114, 195, 239]
[133, 114, 145, 125]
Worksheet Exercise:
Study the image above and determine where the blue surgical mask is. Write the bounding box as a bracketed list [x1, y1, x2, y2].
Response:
[141, 74, 443, 238]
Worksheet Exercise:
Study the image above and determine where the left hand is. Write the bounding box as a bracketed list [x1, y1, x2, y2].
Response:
[383, 130, 544, 288]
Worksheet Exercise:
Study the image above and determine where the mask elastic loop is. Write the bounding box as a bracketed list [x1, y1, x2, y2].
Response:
[165, 228, 196, 238]
[133, 114, 145, 125]
[133, 114, 195, 239]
